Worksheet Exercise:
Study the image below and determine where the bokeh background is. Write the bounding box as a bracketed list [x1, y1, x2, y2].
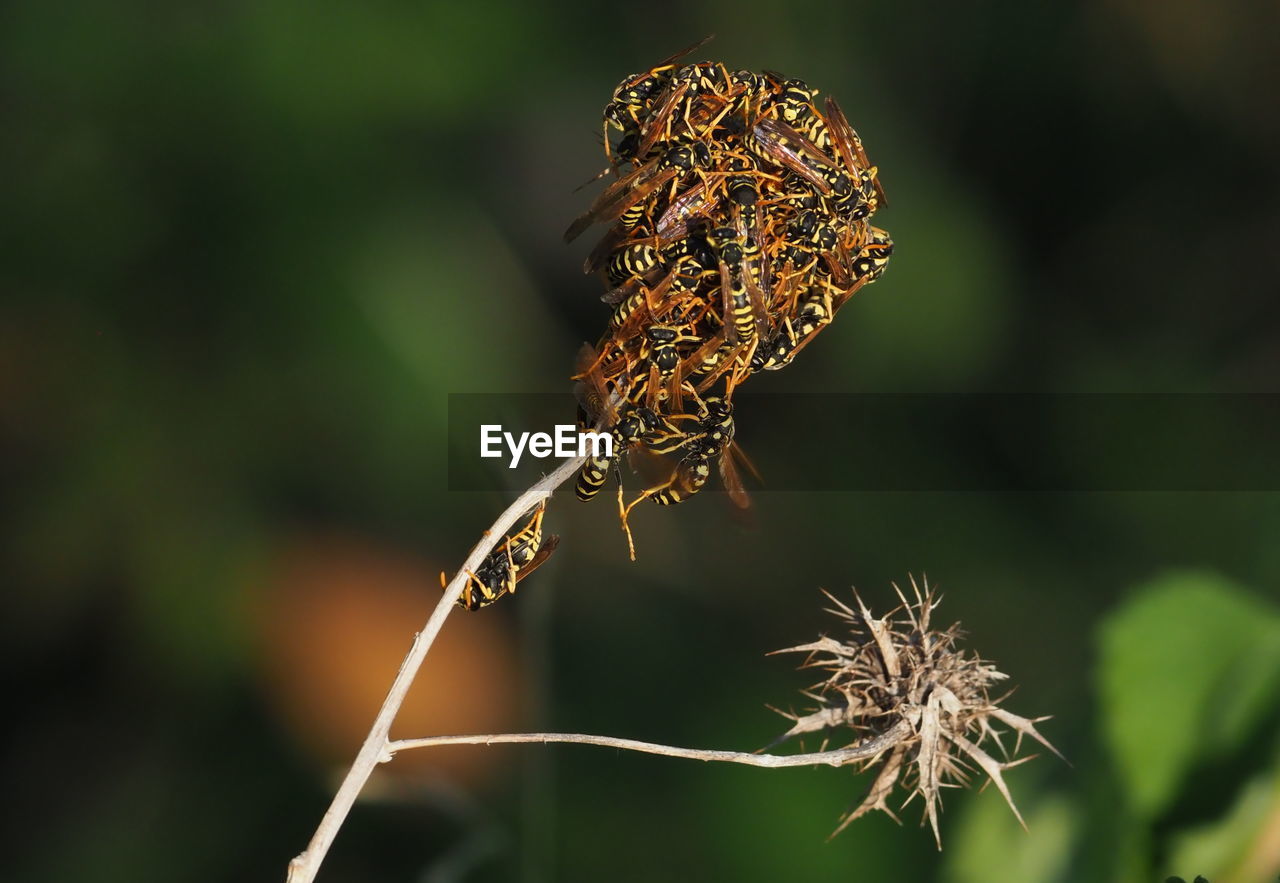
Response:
[5, 2, 1280, 881]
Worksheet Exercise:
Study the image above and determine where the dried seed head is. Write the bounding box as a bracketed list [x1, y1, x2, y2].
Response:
[770, 576, 1061, 848]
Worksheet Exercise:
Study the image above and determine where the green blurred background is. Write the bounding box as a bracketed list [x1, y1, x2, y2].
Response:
[4, 1, 1280, 881]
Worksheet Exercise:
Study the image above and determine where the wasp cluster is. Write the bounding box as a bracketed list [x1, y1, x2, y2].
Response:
[567, 39, 893, 538]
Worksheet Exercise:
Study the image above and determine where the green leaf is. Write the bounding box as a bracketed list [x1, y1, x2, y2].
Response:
[1097, 570, 1280, 818]
[1164, 763, 1280, 883]
[944, 790, 1076, 883]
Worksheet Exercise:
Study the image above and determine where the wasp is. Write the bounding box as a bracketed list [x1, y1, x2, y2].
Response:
[606, 241, 661, 286]
[752, 265, 874, 372]
[750, 284, 832, 372]
[617, 194, 649, 233]
[721, 267, 758, 351]
[748, 335, 784, 373]
[574, 403, 681, 502]
[775, 206, 836, 272]
[777, 209, 816, 268]
[802, 211, 840, 254]
[823, 170, 863, 219]
[823, 96, 887, 211]
[673, 314, 759, 397]
[729, 68, 770, 97]
[575, 420, 627, 502]
[568, 138, 715, 248]
[669, 62, 731, 107]
[574, 443, 615, 502]
[598, 259, 697, 343]
[746, 117, 837, 197]
[572, 345, 627, 502]
[618, 320, 701, 412]
[582, 173, 720, 281]
[676, 329, 732, 385]
[774, 78, 833, 153]
[774, 77, 816, 124]
[602, 35, 716, 157]
[653, 179, 719, 244]
[643, 324, 702, 379]
[724, 152, 762, 207]
[665, 60, 763, 142]
[759, 98, 883, 222]
[664, 139, 713, 173]
[772, 174, 822, 212]
[565, 162, 678, 245]
[572, 342, 672, 502]
[851, 226, 894, 282]
[648, 438, 713, 505]
[618, 393, 756, 557]
[452, 503, 561, 610]
[711, 207, 772, 339]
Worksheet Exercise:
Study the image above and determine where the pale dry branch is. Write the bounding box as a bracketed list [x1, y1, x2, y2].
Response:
[285, 453, 587, 883]
[387, 720, 915, 769]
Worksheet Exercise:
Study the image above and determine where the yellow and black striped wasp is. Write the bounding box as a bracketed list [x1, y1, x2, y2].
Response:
[566, 137, 716, 249]
[672, 209, 771, 398]
[617, 387, 758, 558]
[750, 246, 885, 373]
[707, 223, 766, 347]
[851, 225, 894, 282]
[747, 116, 837, 199]
[572, 342, 646, 503]
[823, 96, 888, 215]
[601, 35, 717, 162]
[564, 161, 681, 247]
[449, 502, 560, 611]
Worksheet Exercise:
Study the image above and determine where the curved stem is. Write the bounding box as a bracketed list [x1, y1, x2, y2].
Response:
[387, 721, 912, 769]
[286, 454, 588, 883]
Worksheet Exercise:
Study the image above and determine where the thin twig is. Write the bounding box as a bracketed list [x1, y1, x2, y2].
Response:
[286, 454, 588, 883]
[387, 721, 913, 769]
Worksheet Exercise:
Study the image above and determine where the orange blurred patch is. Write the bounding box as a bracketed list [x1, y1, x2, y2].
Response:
[251, 531, 528, 788]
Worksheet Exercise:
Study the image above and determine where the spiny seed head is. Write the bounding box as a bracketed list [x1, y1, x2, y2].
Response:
[769, 576, 1061, 848]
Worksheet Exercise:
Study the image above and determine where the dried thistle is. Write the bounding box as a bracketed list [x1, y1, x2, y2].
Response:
[769, 576, 1062, 847]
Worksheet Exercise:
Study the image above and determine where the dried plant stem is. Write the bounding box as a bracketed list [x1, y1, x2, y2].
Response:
[286, 454, 588, 883]
[388, 721, 913, 769]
